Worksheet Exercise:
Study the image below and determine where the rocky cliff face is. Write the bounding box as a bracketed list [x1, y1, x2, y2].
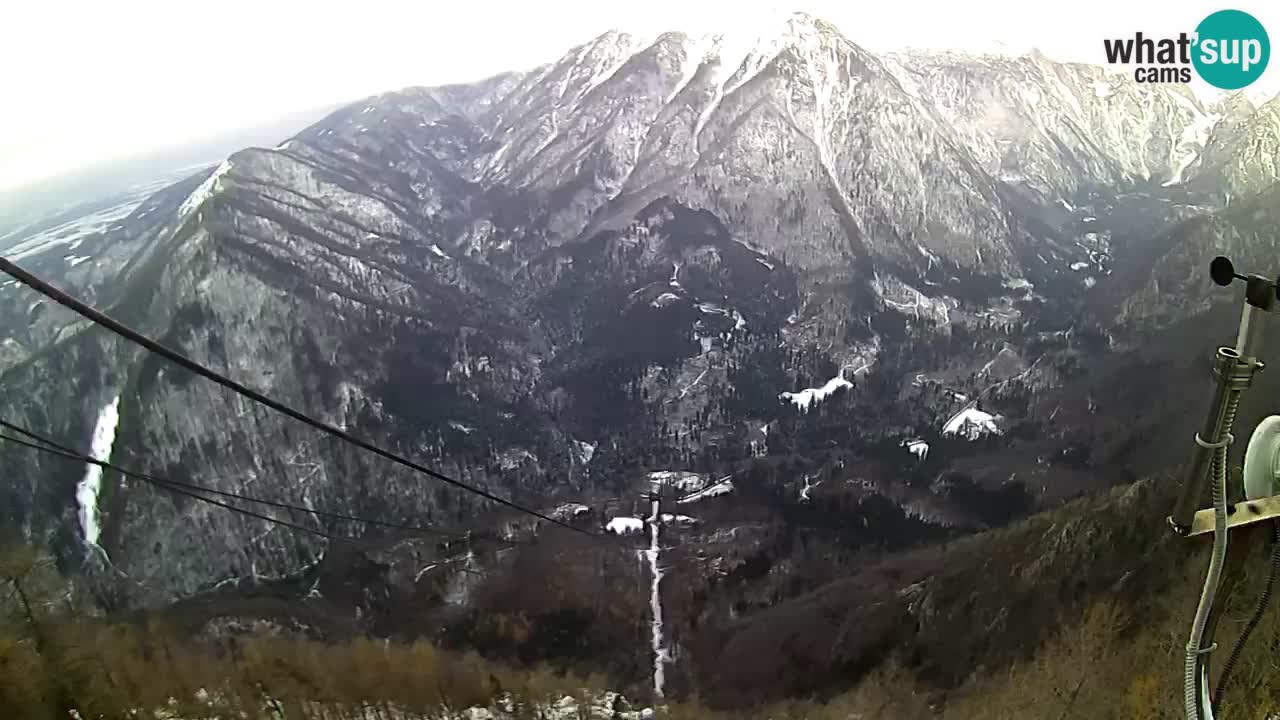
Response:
[1100, 92, 1280, 330]
[1187, 94, 1280, 201]
[887, 50, 1210, 195]
[0, 12, 1273, 610]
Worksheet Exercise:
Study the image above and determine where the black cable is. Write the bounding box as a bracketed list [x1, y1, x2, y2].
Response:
[0, 432, 350, 541]
[1212, 520, 1280, 709]
[0, 257, 594, 536]
[0, 419, 485, 541]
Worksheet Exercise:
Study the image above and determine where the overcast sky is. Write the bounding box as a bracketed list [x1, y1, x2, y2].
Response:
[3, 0, 1278, 191]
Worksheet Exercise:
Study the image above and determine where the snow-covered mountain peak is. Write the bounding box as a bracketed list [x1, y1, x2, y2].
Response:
[571, 13, 871, 102]
[579, 29, 647, 58]
[755, 11, 848, 47]
[711, 12, 871, 78]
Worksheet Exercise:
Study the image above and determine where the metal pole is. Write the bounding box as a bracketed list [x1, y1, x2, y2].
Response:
[1171, 303, 1267, 534]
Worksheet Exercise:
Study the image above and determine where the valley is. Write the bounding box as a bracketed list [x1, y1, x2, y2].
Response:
[3, 11, 1280, 715]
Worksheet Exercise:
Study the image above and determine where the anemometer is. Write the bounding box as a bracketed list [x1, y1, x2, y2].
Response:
[1171, 256, 1280, 720]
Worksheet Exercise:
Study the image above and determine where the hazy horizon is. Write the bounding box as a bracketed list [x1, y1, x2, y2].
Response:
[4, 0, 1278, 192]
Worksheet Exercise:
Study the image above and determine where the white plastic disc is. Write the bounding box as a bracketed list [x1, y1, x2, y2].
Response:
[1243, 416, 1280, 500]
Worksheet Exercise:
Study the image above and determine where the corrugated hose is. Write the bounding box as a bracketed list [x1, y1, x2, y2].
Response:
[1185, 391, 1241, 720]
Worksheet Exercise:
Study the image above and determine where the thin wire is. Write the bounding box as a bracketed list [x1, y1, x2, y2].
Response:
[0, 432, 349, 541]
[1211, 520, 1280, 710]
[0, 419, 477, 540]
[0, 257, 594, 536]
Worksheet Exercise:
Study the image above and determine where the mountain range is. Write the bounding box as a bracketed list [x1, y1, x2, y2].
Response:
[3, 11, 1280, 706]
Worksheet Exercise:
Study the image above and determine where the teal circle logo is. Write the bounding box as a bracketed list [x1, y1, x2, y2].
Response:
[1192, 10, 1270, 90]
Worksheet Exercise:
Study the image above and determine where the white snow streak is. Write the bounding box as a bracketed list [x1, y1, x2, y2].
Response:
[651, 292, 682, 308]
[179, 160, 232, 218]
[581, 43, 637, 99]
[1164, 148, 1198, 187]
[413, 564, 439, 583]
[693, 81, 725, 144]
[800, 473, 824, 501]
[645, 492, 668, 698]
[696, 302, 748, 332]
[77, 396, 121, 559]
[660, 513, 698, 525]
[678, 368, 709, 398]
[666, 38, 708, 104]
[1163, 110, 1221, 186]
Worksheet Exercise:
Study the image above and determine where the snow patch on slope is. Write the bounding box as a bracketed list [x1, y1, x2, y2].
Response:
[648, 470, 704, 491]
[666, 36, 710, 103]
[553, 503, 591, 521]
[178, 160, 232, 218]
[874, 274, 953, 324]
[779, 375, 852, 412]
[677, 476, 735, 504]
[800, 473, 824, 501]
[941, 406, 1002, 440]
[902, 439, 930, 460]
[573, 440, 598, 465]
[607, 517, 645, 534]
[1164, 110, 1221, 186]
[660, 513, 698, 525]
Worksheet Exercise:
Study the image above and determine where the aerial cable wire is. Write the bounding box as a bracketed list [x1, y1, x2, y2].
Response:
[0, 418, 495, 542]
[0, 431, 351, 542]
[1211, 520, 1280, 711]
[0, 256, 595, 537]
